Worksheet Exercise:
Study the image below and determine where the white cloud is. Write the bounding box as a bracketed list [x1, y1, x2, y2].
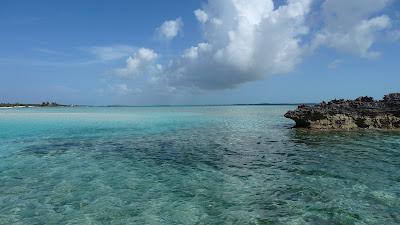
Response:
[85, 45, 135, 61]
[157, 18, 183, 40]
[312, 0, 392, 58]
[159, 0, 312, 90]
[112, 0, 397, 91]
[194, 9, 209, 23]
[182, 43, 211, 60]
[113, 48, 158, 77]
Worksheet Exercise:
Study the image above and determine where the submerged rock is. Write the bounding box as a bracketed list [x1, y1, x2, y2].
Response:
[285, 93, 400, 129]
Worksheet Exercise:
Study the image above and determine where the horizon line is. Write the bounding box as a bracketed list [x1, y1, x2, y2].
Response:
[1, 102, 315, 108]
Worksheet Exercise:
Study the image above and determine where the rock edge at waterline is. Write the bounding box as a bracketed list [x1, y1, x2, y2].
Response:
[285, 93, 400, 129]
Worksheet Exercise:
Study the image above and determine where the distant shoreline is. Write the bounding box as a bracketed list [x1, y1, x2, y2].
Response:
[0, 102, 73, 108]
[0, 103, 314, 109]
[103, 103, 315, 107]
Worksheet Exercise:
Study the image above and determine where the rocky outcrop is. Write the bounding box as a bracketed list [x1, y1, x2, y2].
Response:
[285, 93, 400, 129]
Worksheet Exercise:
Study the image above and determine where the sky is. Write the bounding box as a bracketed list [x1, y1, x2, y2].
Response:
[1, 0, 400, 105]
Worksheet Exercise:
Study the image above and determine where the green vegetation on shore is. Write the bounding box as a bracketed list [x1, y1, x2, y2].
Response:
[0, 102, 66, 107]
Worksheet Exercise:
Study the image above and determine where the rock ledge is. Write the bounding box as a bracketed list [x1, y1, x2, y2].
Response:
[285, 93, 400, 129]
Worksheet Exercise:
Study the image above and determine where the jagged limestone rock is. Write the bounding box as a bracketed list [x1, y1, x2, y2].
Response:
[285, 93, 400, 129]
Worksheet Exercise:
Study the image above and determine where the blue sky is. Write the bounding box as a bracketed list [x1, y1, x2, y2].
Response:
[1, 0, 400, 105]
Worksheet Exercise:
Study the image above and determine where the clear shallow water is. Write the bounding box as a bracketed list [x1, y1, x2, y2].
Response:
[0, 106, 399, 225]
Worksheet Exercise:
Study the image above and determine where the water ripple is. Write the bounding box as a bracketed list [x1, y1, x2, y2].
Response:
[0, 106, 399, 224]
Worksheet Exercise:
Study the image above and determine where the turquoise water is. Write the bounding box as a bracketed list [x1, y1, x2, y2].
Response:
[0, 106, 399, 225]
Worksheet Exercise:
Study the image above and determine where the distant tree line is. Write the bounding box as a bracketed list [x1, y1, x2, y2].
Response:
[0, 103, 24, 107]
[0, 102, 65, 107]
[40, 102, 62, 107]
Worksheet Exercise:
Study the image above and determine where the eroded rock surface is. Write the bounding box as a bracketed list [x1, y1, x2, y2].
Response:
[285, 93, 400, 129]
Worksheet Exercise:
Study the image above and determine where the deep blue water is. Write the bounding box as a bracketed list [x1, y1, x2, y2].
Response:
[0, 106, 399, 224]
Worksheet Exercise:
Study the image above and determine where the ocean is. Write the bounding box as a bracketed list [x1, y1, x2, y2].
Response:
[0, 106, 399, 224]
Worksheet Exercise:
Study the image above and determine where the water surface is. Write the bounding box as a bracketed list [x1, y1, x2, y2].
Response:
[0, 106, 399, 224]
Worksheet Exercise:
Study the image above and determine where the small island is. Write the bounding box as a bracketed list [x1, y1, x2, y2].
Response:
[0, 102, 67, 108]
[285, 93, 400, 129]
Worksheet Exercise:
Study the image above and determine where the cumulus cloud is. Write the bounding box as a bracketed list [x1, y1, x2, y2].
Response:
[194, 9, 209, 23]
[112, 0, 397, 92]
[157, 18, 183, 40]
[160, 0, 312, 90]
[113, 48, 159, 77]
[86, 45, 135, 61]
[312, 0, 392, 58]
